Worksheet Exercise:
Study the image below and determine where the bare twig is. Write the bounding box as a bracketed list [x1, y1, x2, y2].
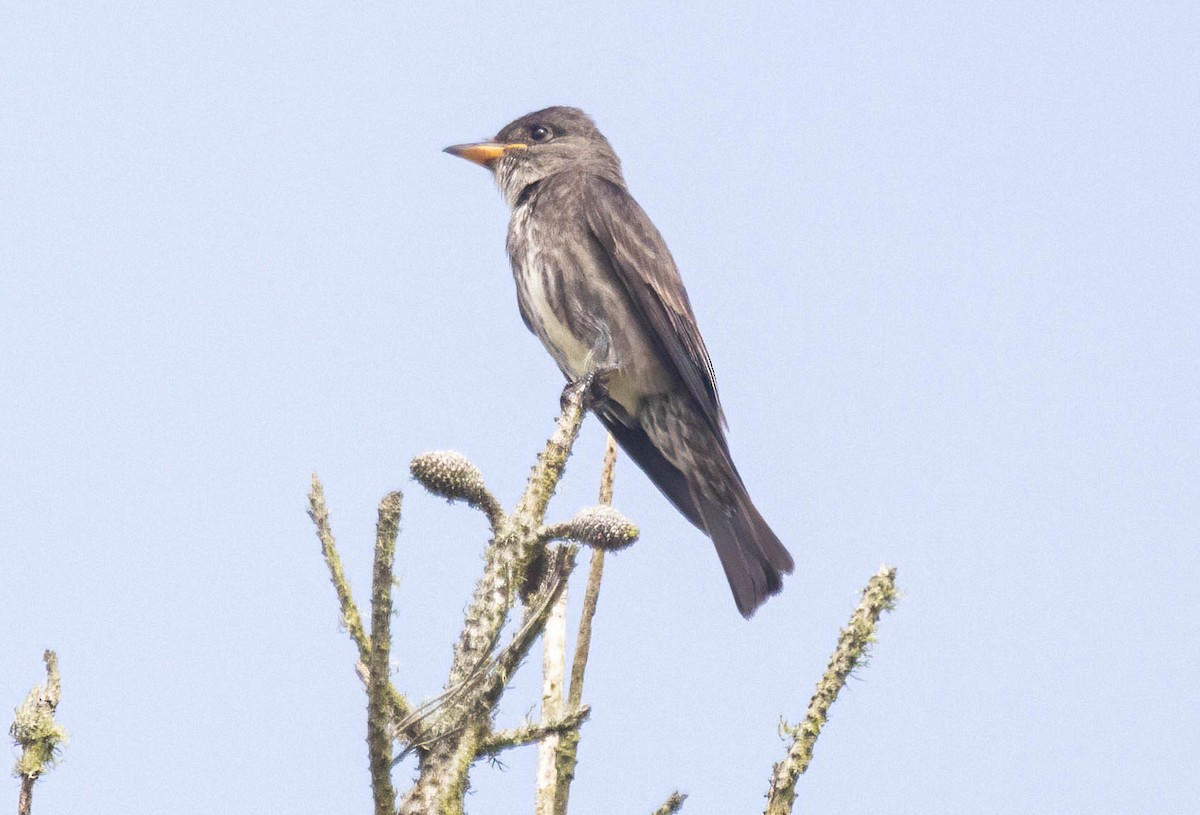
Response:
[11, 650, 66, 815]
[367, 492, 402, 815]
[552, 434, 618, 815]
[536, 579, 569, 815]
[570, 434, 616, 707]
[571, 434, 619, 705]
[764, 566, 899, 814]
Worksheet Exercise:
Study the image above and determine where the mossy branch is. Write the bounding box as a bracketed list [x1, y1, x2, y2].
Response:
[764, 565, 899, 814]
[367, 492, 402, 815]
[397, 381, 593, 815]
[479, 707, 592, 757]
[308, 476, 369, 655]
[650, 791, 688, 814]
[11, 650, 67, 815]
[307, 475, 412, 723]
[309, 384, 900, 815]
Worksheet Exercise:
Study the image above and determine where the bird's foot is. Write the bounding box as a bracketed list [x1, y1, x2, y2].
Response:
[561, 366, 615, 411]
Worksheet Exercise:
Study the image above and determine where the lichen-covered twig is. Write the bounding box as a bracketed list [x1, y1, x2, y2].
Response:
[445, 382, 587, 689]
[483, 546, 576, 711]
[313, 386, 901, 815]
[308, 475, 412, 724]
[398, 382, 590, 815]
[480, 706, 592, 757]
[308, 476, 369, 654]
[392, 549, 574, 762]
[650, 791, 688, 815]
[367, 492, 402, 815]
[764, 565, 899, 814]
[11, 650, 67, 815]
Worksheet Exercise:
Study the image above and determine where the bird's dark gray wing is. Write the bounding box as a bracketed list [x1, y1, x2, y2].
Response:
[583, 176, 726, 434]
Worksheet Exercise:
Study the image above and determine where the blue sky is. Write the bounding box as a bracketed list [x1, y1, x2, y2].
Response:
[3, 3, 1197, 813]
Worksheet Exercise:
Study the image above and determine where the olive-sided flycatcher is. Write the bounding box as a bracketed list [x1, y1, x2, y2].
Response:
[445, 106, 793, 617]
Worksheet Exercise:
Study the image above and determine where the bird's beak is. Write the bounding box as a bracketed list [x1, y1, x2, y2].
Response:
[443, 141, 527, 167]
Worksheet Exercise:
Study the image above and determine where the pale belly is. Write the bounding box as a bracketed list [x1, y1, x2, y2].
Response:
[511, 202, 672, 416]
[518, 258, 668, 417]
[521, 261, 594, 378]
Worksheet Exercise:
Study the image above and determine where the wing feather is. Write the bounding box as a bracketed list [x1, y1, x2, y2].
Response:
[584, 176, 726, 433]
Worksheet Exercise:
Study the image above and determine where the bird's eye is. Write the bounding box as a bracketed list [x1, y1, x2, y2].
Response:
[529, 124, 552, 142]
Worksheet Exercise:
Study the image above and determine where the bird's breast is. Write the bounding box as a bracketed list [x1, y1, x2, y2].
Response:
[507, 199, 671, 415]
[509, 206, 595, 378]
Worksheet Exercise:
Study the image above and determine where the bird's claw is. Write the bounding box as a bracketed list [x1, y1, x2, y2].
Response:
[561, 367, 613, 411]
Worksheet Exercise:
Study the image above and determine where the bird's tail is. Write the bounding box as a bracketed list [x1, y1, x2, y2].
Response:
[696, 487, 793, 618]
[597, 409, 793, 617]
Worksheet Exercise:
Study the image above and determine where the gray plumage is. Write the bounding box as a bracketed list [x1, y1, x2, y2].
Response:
[445, 106, 793, 617]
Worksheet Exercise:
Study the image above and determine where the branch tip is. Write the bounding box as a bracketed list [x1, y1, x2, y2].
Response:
[651, 791, 688, 815]
[11, 650, 67, 792]
[410, 450, 504, 526]
[542, 505, 638, 551]
[764, 565, 899, 814]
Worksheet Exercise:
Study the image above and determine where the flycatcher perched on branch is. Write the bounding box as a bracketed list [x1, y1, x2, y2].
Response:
[446, 106, 793, 617]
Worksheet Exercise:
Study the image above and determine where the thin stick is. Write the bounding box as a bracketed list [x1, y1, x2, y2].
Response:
[569, 433, 617, 706]
[553, 434, 618, 815]
[535, 583, 569, 815]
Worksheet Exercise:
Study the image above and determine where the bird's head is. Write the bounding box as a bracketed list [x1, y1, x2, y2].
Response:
[444, 106, 623, 207]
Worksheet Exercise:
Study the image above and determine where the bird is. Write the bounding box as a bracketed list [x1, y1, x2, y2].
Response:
[444, 106, 793, 617]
